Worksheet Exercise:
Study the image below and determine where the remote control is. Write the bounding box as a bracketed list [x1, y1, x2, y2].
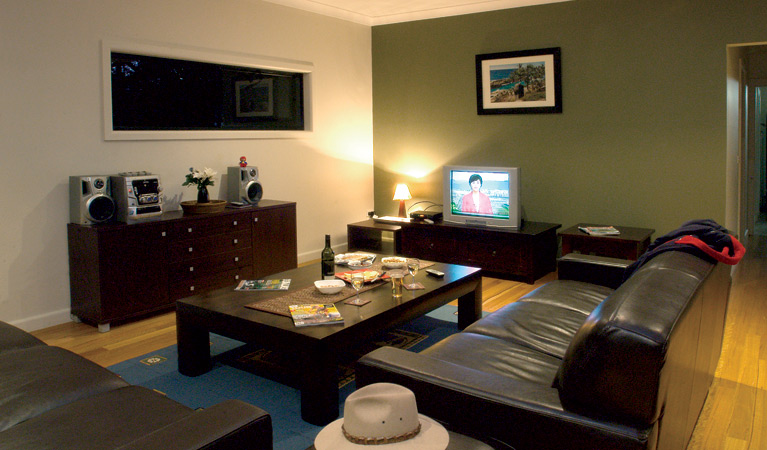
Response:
[425, 269, 444, 278]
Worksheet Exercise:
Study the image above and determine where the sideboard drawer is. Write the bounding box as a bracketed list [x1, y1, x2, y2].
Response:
[170, 248, 253, 280]
[169, 211, 251, 240]
[170, 230, 252, 262]
[170, 266, 253, 300]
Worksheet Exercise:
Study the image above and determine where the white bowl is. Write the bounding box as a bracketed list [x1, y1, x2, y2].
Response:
[314, 279, 346, 295]
[381, 256, 407, 269]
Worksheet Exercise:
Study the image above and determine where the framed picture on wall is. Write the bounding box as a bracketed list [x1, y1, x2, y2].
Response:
[476, 47, 562, 115]
[235, 79, 274, 117]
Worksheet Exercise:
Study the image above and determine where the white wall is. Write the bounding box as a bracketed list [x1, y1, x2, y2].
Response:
[0, 0, 373, 331]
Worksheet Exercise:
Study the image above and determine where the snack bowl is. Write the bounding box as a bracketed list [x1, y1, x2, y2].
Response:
[381, 256, 407, 269]
[314, 279, 346, 295]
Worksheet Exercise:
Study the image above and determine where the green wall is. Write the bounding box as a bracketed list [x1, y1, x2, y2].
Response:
[372, 0, 767, 236]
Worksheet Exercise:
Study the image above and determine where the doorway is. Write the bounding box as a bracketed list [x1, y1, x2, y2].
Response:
[751, 84, 767, 235]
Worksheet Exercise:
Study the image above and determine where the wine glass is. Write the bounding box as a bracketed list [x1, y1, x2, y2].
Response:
[349, 272, 365, 305]
[406, 258, 420, 289]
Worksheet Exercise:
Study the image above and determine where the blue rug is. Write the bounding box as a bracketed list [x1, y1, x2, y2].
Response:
[109, 304, 464, 450]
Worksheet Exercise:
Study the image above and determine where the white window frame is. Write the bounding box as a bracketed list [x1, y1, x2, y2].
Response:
[102, 38, 313, 140]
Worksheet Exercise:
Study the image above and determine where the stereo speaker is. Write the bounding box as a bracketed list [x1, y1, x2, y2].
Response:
[227, 166, 263, 204]
[69, 176, 116, 224]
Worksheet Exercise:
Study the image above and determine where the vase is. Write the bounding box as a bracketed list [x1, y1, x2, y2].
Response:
[197, 186, 210, 203]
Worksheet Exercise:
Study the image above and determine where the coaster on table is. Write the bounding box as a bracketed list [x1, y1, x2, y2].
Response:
[404, 282, 425, 290]
[344, 298, 371, 306]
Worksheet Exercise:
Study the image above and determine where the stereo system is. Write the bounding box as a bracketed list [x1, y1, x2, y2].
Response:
[70, 166, 267, 224]
[110, 173, 163, 222]
[69, 172, 163, 224]
[69, 176, 117, 225]
[227, 166, 262, 204]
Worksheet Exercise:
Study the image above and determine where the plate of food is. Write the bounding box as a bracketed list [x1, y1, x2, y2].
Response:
[347, 259, 374, 270]
[381, 256, 407, 269]
[335, 252, 376, 266]
[337, 270, 384, 283]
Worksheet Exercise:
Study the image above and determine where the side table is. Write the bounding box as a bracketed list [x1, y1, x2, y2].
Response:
[560, 223, 654, 260]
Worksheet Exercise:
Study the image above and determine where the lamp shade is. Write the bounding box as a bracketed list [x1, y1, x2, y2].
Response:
[393, 184, 412, 201]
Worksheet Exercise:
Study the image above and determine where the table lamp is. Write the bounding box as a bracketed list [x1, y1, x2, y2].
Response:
[393, 184, 412, 218]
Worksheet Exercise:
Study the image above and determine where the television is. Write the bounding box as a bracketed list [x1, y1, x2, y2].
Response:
[442, 165, 521, 229]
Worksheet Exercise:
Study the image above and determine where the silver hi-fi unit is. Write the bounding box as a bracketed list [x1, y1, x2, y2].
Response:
[111, 172, 163, 222]
[69, 176, 117, 225]
[227, 166, 263, 204]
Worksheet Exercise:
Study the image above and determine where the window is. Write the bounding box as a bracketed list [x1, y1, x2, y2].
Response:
[102, 40, 312, 140]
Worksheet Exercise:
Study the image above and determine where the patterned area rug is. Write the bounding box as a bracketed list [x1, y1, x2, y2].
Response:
[109, 304, 464, 450]
[227, 327, 428, 389]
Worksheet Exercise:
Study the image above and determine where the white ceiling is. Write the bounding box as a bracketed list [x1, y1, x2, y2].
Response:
[262, 0, 571, 26]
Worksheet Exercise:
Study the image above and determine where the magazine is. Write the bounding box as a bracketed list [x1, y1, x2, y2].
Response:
[235, 279, 291, 291]
[289, 304, 344, 327]
[578, 226, 620, 236]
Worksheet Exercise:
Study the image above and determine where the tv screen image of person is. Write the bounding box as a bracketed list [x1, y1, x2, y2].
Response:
[442, 165, 521, 229]
[449, 170, 510, 219]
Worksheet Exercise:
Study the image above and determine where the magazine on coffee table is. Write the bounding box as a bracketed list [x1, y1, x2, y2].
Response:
[288, 304, 344, 327]
[235, 279, 291, 291]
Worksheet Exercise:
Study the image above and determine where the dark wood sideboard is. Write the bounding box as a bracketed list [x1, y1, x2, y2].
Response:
[68, 200, 297, 331]
[348, 219, 561, 284]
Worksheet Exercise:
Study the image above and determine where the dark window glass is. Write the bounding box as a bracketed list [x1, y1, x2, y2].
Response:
[111, 52, 304, 131]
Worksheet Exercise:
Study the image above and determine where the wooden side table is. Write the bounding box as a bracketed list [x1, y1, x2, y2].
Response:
[347, 219, 403, 255]
[560, 223, 654, 260]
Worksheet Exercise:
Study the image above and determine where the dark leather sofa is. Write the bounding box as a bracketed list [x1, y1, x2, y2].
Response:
[0, 320, 272, 450]
[356, 250, 732, 450]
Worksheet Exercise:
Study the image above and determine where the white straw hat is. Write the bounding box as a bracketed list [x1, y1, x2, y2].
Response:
[314, 383, 449, 450]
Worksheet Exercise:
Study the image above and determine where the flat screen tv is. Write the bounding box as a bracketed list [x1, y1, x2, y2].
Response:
[442, 165, 521, 229]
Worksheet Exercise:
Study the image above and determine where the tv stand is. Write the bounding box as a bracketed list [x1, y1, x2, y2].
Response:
[347, 219, 561, 284]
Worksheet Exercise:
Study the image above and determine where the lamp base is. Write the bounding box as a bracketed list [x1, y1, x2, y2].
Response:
[398, 201, 407, 218]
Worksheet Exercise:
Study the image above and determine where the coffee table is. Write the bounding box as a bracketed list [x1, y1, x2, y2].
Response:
[176, 258, 482, 426]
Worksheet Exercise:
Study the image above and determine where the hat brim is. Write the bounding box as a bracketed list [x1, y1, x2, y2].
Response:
[314, 414, 449, 450]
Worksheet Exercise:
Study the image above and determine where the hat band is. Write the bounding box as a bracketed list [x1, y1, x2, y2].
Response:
[342, 422, 422, 445]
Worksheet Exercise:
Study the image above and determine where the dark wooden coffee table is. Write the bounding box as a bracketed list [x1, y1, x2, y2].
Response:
[176, 258, 482, 426]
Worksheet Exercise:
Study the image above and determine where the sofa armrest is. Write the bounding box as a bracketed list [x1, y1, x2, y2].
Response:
[356, 347, 651, 450]
[115, 400, 272, 450]
[556, 253, 632, 289]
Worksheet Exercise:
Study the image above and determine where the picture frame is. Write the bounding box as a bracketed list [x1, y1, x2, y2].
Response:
[235, 79, 274, 118]
[475, 47, 562, 115]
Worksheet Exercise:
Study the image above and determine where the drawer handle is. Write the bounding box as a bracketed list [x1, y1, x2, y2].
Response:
[233, 239, 238, 244]
[189, 266, 194, 272]
[187, 227, 193, 233]
[234, 257, 239, 262]
[235, 275, 240, 280]
[188, 247, 193, 253]
[254, 217, 258, 223]
[190, 286, 195, 291]
[161, 231, 166, 237]
[233, 220, 238, 226]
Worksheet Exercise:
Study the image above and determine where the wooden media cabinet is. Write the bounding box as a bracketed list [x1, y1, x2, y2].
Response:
[348, 219, 560, 283]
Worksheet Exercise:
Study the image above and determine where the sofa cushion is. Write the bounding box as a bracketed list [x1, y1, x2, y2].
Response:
[0, 321, 46, 353]
[421, 332, 562, 385]
[518, 280, 613, 315]
[0, 386, 192, 449]
[465, 280, 612, 359]
[0, 346, 128, 431]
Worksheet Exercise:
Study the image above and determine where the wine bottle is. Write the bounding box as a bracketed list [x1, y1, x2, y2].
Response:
[321, 234, 335, 278]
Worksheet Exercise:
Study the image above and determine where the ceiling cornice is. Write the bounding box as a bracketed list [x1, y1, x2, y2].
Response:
[261, 0, 571, 26]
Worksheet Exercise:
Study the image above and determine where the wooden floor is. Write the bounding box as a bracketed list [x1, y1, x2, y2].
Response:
[32, 237, 767, 449]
